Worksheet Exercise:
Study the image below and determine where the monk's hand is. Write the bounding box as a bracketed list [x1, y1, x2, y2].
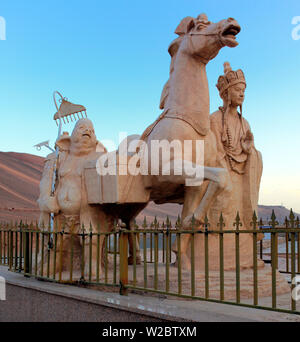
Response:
[38, 196, 60, 214]
[47, 196, 60, 214]
[241, 130, 253, 153]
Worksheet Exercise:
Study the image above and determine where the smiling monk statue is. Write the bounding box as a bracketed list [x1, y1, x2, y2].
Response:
[38, 118, 113, 277]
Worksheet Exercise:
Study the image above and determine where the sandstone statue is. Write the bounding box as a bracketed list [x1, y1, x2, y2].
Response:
[85, 14, 242, 270]
[38, 118, 113, 276]
[210, 62, 263, 230]
[35, 13, 290, 298]
[176, 62, 264, 271]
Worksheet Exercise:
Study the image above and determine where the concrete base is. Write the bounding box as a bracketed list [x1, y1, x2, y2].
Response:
[0, 266, 299, 322]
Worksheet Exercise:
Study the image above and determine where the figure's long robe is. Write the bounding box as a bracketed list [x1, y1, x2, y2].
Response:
[208, 109, 263, 230]
[190, 109, 264, 271]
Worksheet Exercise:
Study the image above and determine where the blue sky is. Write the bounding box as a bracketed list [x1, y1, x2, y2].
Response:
[0, 0, 299, 211]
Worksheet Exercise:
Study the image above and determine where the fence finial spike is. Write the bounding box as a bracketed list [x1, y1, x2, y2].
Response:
[153, 216, 159, 229]
[218, 212, 225, 229]
[234, 211, 242, 229]
[191, 214, 196, 230]
[271, 209, 276, 221]
[269, 210, 278, 227]
[219, 212, 224, 221]
[142, 216, 148, 229]
[252, 210, 257, 222]
[166, 216, 171, 229]
[289, 208, 295, 221]
[81, 223, 85, 234]
[251, 211, 258, 228]
[175, 215, 182, 230]
[204, 214, 209, 225]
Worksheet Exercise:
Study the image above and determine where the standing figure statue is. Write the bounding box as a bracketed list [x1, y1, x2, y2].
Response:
[209, 62, 263, 232]
[183, 62, 264, 271]
[38, 118, 113, 277]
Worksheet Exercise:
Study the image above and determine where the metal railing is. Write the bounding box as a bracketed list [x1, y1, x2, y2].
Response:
[0, 210, 300, 315]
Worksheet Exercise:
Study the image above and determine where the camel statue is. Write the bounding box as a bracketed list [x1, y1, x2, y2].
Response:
[85, 14, 242, 268]
[135, 14, 241, 267]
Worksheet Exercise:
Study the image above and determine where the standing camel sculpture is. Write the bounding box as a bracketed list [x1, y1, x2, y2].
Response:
[85, 14, 242, 270]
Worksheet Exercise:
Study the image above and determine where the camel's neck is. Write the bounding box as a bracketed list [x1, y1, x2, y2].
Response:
[165, 51, 209, 117]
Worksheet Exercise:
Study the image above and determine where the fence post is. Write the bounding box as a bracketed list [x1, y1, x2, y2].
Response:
[0, 225, 2, 264]
[290, 209, 296, 311]
[234, 212, 242, 304]
[24, 224, 30, 277]
[251, 211, 258, 306]
[9, 225, 13, 270]
[259, 218, 263, 260]
[269, 210, 278, 309]
[119, 227, 128, 296]
[285, 216, 289, 273]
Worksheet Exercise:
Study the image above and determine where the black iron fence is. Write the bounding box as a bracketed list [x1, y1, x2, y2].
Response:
[0, 210, 300, 315]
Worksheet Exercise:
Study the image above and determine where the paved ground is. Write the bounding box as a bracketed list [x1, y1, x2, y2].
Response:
[1, 266, 300, 322]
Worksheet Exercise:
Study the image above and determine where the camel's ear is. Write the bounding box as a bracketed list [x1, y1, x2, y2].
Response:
[56, 133, 71, 152]
[175, 16, 195, 35]
[168, 36, 182, 57]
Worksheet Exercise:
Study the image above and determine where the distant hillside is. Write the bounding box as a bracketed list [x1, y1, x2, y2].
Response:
[137, 204, 299, 225]
[257, 205, 298, 225]
[0, 152, 298, 225]
[0, 152, 43, 222]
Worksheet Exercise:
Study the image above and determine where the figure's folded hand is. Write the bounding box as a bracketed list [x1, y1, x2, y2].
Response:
[37, 196, 60, 214]
[245, 130, 253, 143]
[241, 130, 253, 153]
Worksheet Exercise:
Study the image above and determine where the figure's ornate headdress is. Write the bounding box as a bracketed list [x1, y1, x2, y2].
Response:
[217, 62, 247, 145]
[216, 62, 246, 97]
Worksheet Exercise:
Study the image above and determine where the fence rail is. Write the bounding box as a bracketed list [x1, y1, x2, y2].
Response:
[0, 210, 300, 315]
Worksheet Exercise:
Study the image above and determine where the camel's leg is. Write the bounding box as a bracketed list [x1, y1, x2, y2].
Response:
[121, 204, 147, 265]
[158, 160, 227, 227]
[158, 160, 227, 189]
[172, 182, 208, 270]
[167, 161, 228, 224]
[127, 218, 142, 265]
[163, 161, 228, 269]
[183, 180, 224, 227]
[181, 182, 209, 222]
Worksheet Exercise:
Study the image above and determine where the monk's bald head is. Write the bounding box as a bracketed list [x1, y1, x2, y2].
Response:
[70, 118, 97, 155]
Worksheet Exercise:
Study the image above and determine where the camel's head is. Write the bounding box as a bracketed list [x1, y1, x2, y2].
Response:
[171, 14, 241, 63]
